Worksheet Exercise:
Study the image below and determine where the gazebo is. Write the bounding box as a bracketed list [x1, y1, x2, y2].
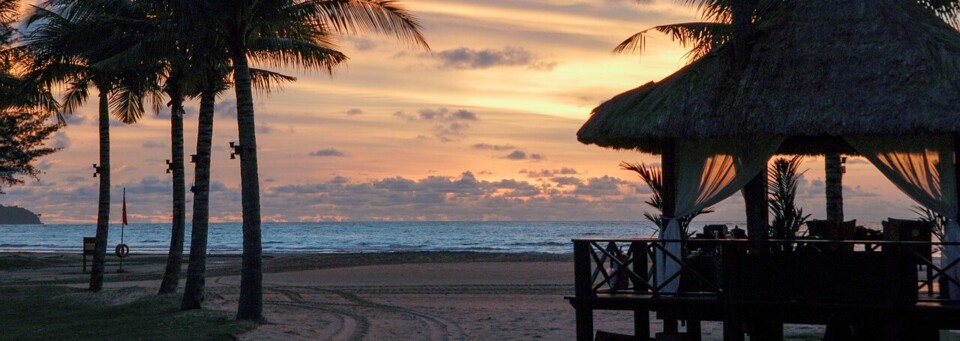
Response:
[570, 0, 960, 340]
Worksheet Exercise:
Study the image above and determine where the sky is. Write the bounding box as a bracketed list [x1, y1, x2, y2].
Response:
[2, 0, 919, 224]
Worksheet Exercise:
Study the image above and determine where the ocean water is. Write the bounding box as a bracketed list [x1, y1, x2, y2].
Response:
[0, 221, 884, 254]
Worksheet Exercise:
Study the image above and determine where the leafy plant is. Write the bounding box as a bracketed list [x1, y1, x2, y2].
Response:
[620, 161, 714, 238]
[912, 205, 946, 251]
[767, 156, 810, 239]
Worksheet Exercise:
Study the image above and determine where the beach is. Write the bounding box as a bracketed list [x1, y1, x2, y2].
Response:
[8, 251, 953, 340]
[2, 252, 636, 340]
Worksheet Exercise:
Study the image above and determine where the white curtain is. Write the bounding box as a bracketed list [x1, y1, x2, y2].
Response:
[655, 137, 783, 293]
[847, 135, 960, 299]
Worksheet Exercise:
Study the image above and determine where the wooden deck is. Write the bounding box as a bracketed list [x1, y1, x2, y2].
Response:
[567, 238, 960, 340]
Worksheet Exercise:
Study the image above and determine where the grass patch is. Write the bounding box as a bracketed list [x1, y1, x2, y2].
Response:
[0, 286, 254, 340]
[0, 255, 70, 271]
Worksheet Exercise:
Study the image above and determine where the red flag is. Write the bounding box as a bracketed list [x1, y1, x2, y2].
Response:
[122, 188, 128, 226]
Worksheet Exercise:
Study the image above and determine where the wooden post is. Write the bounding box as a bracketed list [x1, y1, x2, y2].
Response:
[573, 240, 594, 341]
[632, 241, 650, 340]
[632, 241, 649, 293]
[634, 312, 649, 341]
[951, 133, 960, 300]
[687, 320, 702, 340]
[721, 242, 744, 341]
[661, 141, 679, 334]
[723, 316, 745, 341]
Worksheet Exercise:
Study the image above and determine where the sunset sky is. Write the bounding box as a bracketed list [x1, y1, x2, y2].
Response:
[2, 0, 917, 224]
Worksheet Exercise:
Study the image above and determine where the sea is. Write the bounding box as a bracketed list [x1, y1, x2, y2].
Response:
[0, 221, 886, 254]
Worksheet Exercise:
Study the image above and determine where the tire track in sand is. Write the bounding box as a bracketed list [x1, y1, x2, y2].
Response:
[274, 285, 465, 341]
[268, 287, 370, 341]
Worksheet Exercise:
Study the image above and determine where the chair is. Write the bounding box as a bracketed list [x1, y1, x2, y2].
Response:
[806, 219, 856, 251]
[703, 224, 728, 239]
[882, 218, 934, 295]
[806, 219, 856, 240]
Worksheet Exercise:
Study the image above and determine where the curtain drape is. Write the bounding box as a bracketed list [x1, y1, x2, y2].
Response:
[655, 137, 783, 293]
[847, 135, 960, 299]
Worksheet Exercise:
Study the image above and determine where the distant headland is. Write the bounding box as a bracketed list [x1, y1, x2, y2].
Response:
[0, 205, 42, 224]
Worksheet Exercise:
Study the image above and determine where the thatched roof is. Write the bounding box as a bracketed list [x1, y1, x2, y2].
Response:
[578, 0, 960, 154]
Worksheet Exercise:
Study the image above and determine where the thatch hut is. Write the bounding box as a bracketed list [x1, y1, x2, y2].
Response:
[579, 0, 960, 154]
[572, 0, 960, 340]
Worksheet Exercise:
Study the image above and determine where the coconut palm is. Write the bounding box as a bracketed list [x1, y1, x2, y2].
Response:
[33, 0, 202, 295]
[0, 0, 61, 192]
[207, 0, 428, 320]
[25, 1, 155, 292]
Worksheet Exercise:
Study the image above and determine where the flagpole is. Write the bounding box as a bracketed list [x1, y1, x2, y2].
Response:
[118, 188, 128, 273]
[121, 187, 127, 244]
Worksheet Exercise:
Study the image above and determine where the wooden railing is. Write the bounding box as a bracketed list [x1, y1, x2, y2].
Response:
[572, 238, 960, 303]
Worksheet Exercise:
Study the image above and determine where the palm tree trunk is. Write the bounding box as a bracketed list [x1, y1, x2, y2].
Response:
[822, 153, 845, 341]
[159, 94, 187, 294]
[825, 153, 843, 222]
[90, 90, 111, 292]
[181, 89, 216, 310]
[743, 170, 768, 241]
[231, 48, 264, 321]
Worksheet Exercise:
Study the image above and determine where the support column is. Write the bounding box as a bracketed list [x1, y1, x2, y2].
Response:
[573, 240, 594, 341]
[661, 141, 679, 335]
[948, 134, 960, 300]
[742, 169, 769, 241]
[825, 153, 844, 223]
[632, 241, 650, 339]
[634, 311, 650, 340]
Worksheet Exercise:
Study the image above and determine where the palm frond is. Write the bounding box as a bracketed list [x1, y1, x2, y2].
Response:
[621, 161, 712, 236]
[108, 86, 144, 124]
[615, 22, 731, 62]
[60, 78, 88, 113]
[247, 68, 297, 94]
[767, 156, 810, 239]
[313, 0, 430, 50]
[247, 36, 348, 73]
[918, 0, 960, 28]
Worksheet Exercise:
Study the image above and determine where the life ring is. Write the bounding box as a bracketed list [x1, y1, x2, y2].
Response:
[115, 243, 130, 258]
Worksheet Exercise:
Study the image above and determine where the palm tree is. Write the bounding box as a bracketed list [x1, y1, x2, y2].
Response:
[207, 0, 428, 320]
[0, 0, 60, 192]
[25, 1, 154, 292]
[824, 154, 843, 223]
[180, 81, 223, 309]
[145, 0, 196, 296]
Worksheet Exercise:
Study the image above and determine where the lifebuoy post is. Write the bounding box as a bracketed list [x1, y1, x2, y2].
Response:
[116, 188, 129, 273]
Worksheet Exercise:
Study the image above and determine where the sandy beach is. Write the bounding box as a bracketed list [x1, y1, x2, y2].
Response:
[1, 252, 639, 340]
[7, 251, 957, 340]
